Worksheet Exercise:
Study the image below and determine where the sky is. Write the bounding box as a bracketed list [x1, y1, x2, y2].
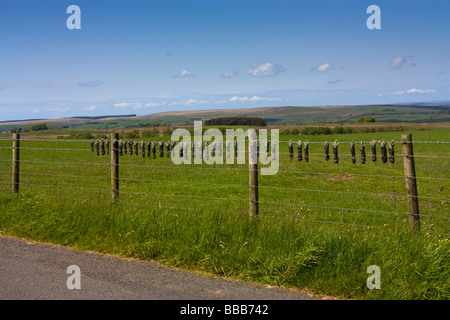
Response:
[0, 0, 449, 121]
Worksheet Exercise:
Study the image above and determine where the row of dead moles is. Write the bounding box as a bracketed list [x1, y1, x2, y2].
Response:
[91, 139, 174, 159]
[91, 138, 395, 164]
[90, 139, 270, 159]
[287, 139, 395, 164]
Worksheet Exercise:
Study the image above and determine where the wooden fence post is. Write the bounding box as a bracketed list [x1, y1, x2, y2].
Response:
[12, 133, 20, 194]
[401, 134, 420, 232]
[249, 140, 258, 216]
[111, 133, 119, 202]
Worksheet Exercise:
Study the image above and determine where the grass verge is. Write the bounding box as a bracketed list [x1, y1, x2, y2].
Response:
[0, 192, 448, 300]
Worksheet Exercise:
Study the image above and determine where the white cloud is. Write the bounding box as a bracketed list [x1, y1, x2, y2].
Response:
[407, 88, 435, 94]
[229, 96, 249, 102]
[248, 63, 286, 77]
[229, 96, 282, 102]
[249, 96, 282, 102]
[390, 56, 413, 69]
[394, 88, 436, 95]
[318, 62, 331, 72]
[171, 70, 196, 78]
[32, 108, 40, 114]
[114, 102, 132, 108]
[184, 99, 208, 106]
[221, 70, 239, 78]
[83, 105, 97, 111]
[144, 102, 165, 108]
[113, 102, 142, 109]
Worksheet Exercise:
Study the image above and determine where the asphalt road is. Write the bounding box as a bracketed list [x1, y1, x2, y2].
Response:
[0, 235, 317, 300]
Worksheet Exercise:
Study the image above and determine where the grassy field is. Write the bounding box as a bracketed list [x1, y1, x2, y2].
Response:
[0, 127, 449, 299]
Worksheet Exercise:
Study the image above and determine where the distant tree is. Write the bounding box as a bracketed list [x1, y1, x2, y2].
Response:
[356, 116, 378, 123]
[28, 123, 48, 132]
[10, 127, 23, 133]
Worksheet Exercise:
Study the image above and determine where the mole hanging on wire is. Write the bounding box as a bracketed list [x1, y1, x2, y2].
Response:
[178, 142, 184, 158]
[256, 140, 259, 158]
[332, 140, 339, 163]
[165, 141, 171, 158]
[146, 141, 151, 158]
[119, 140, 124, 156]
[90, 139, 94, 153]
[288, 139, 294, 159]
[151, 141, 156, 159]
[141, 141, 145, 158]
[380, 140, 387, 163]
[350, 140, 356, 164]
[134, 141, 139, 156]
[370, 139, 377, 162]
[225, 140, 231, 160]
[217, 140, 222, 157]
[260, 140, 266, 160]
[123, 140, 128, 154]
[211, 141, 216, 157]
[101, 139, 105, 156]
[360, 141, 366, 164]
[215, 140, 221, 157]
[128, 140, 134, 155]
[198, 141, 203, 159]
[297, 141, 303, 161]
[94, 140, 100, 156]
[106, 140, 110, 155]
[171, 141, 176, 158]
[324, 141, 330, 161]
[125, 140, 129, 155]
[159, 141, 164, 157]
[130, 140, 134, 154]
[388, 140, 395, 163]
[204, 142, 209, 161]
[184, 141, 190, 161]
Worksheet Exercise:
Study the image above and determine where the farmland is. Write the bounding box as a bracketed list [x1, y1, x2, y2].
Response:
[0, 125, 449, 299]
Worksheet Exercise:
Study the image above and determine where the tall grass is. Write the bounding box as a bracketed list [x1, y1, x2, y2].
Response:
[0, 192, 448, 299]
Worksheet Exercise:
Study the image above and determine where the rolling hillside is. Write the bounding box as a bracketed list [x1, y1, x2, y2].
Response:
[1, 103, 449, 132]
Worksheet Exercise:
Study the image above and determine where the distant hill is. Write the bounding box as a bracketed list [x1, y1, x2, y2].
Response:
[69, 114, 136, 120]
[1, 103, 449, 132]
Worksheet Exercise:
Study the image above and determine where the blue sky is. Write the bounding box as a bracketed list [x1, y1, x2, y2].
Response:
[0, 0, 449, 121]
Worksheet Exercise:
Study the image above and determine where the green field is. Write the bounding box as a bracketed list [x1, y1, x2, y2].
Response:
[0, 128, 449, 299]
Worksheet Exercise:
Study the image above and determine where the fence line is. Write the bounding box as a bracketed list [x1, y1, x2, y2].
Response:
[0, 133, 448, 236]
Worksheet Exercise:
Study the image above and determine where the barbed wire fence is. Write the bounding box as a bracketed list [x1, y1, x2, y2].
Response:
[0, 133, 449, 236]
